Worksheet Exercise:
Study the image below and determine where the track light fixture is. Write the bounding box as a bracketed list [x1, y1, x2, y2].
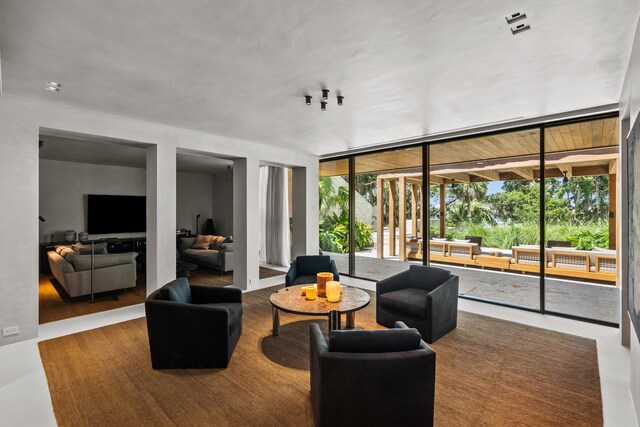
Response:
[304, 89, 344, 110]
[305, 95, 312, 105]
[337, 96, 344, 106]
[321, 101, 327, 111]
[562, 171, 569, 183]
[322, 89, 329, 100]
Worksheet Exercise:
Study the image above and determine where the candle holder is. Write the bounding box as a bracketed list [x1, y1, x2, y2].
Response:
[316, 272, 333, 297]
[326, 281, 341, 302]
[306, 287, 317, 300]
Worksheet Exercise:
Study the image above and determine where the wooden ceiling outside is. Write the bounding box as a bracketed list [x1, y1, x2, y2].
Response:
[320, 118, 619, 177]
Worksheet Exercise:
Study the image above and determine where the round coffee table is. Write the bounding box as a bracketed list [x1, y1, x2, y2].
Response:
[269, 284, 371, 336]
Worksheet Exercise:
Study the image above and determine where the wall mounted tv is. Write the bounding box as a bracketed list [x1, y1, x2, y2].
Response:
[87, 194, 146, 234]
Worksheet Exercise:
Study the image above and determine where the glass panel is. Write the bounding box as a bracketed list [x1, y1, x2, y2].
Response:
[429, 129, 541, 309]
[544, 117, 620, 323]
[353, 147, 423, 280]
[319, 159, 350, 275]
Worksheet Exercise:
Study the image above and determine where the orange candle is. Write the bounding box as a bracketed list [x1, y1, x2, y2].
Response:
[316, 272, 333, 297]
[306, 287, 317, 300]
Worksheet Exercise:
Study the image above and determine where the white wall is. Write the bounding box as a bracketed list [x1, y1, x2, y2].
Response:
[211, 170, 233, 236]
[176, 171, 214, 233]
[39, 159, 146, 241]
[39, 160, 214, 240]
[0, 93, 318, 345]
[619, 12, 640, 425]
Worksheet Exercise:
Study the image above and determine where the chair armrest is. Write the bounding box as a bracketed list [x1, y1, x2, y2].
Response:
[310, 323, 329, 355]
[330, 260, 340, 281]
[376, 270, 410, 295]
[427, 275, 459, 327]
[190, 285, 242, 304]
[285, 260, 298, 285]
[145, 299, 230, 331]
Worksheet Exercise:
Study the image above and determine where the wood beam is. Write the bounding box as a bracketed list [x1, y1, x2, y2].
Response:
[389, 180, 396, 257]
[376, 176, 384, 259]
[399, 177, 407, 261]
[609, 173, 616, 250]
[411, 184, 417, 239]
[609, 160, 618, 175]
[470, 170, 500, 181]
[558, 164, 573, 178]
[511, 168, 534, 180]
[439, 184, 445, 238]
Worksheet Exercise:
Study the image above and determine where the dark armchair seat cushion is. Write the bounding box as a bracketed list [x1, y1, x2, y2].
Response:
[328, 328, 422, 353]
[379, 288, 430, 319]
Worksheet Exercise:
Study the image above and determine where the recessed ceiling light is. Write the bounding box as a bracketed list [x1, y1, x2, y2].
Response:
[511, 23, 531, 35]
[505, 12, 526, 24]
[45, 86, 59, 92]
[49, 82, 61, 88]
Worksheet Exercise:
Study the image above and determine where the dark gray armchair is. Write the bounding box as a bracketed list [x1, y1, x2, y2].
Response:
[285, 255, 339, 286]
[310, 321, 436, 427]
[376, 265, 459, 343]
[145, 277, 242, 369]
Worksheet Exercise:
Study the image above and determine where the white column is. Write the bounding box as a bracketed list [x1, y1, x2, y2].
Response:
[233, 157, 260, 289]
[0, 114, 39, 344]
[146, 144, 177, 294]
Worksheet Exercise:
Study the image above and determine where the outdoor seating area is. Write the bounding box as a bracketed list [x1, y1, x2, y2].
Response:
[405, 239, 617, 283]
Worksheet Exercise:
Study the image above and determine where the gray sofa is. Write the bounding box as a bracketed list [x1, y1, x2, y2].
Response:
[47, 245, 137, 297]
[178, 236, 234, 273]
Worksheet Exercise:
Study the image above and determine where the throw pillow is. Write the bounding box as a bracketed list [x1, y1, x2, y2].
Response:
[209, 236, 226, 249]
[72, 242, 108, 254]
[192, 235, 213, 249]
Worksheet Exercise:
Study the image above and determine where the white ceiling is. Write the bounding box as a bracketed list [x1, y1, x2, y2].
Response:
[2, 1, 638, 155]
[39, 135, 233, 174]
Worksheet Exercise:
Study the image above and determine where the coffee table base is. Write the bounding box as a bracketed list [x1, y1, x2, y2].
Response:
[271, 308, 356, 336]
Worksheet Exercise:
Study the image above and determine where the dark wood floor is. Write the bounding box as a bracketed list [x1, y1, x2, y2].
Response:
[39, 286, 602, 426]
[39, 266, 284, 324]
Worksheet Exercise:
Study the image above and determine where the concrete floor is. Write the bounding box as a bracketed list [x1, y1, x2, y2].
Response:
[329, 252, 619, 324]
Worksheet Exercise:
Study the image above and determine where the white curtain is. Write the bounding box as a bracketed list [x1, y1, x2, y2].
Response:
[259, 166, 290, 266]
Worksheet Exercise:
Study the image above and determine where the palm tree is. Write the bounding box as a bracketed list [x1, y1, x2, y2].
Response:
[448, 182, 488, 221]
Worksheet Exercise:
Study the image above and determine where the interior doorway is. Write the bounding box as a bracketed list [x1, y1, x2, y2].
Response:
[37, 131, 149, 324]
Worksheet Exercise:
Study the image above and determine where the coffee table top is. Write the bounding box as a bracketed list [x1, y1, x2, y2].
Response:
[270, 284, 370, 316]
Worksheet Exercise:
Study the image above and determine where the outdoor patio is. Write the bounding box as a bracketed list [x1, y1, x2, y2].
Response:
[328, 252, 618, 324]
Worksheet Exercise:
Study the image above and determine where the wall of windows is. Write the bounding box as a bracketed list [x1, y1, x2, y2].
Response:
[319, 114, 620, 325]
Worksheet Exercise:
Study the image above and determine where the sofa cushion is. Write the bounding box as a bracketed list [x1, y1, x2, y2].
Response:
[379, 288, 430, 319]
[408, 265, 451, 292]
[72, 242, 108, 255]
[181, 248, 220, 265]
[201, 302, 242, 336]
[160, 278, 192, 303]
[192, 235, 214, 249]
[70, 252, 137, 271]
[328, 328, 422, 353]
[209, 236, 226, 249]
[296, 255, 332, 276]
[219, 243, 233, 252]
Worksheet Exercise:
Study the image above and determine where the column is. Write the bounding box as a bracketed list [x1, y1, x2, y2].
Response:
[399, 176, 407, 262]
[233, 157, 260, 290]
[376, 176, 384, 258]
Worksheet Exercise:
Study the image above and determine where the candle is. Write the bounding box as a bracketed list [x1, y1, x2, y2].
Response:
[316, 272, 333, 297]
[326, 281, 341, 302]
[306, 287, 317, 300]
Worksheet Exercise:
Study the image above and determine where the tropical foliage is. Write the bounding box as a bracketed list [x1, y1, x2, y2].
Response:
[319, 177, 374, 253]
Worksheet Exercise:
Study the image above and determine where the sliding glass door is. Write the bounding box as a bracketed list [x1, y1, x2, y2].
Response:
[429, 129, 541, 309]
[319, 113, 620, 325]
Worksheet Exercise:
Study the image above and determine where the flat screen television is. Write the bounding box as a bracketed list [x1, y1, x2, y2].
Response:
[87, 194, 146, 234]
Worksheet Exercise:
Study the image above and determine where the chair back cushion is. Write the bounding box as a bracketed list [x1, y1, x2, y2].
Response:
[328, 328, 422, 353]
[159, 277, 192, 303]
[296, 255, 332, 276]
[408, 265, 451, 291]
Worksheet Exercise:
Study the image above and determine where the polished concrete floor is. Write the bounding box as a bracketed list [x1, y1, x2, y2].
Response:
[329, 252, 619, 324]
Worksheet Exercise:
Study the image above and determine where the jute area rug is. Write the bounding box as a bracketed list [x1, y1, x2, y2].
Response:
[38, 286, 602, 426]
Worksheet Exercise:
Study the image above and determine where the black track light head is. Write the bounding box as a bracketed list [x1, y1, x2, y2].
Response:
[321, 101, 327, 111]
[305, 95, 312, 105]
[337, 95, 344, 106]
[322, 89, 329, 100]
